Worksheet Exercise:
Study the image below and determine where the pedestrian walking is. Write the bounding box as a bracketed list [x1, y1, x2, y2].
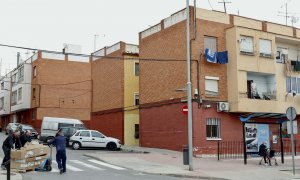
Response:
[1, 130, 21, 170]
[48, 128, 67, 174]
[20, 130, 32, 147]
[259, 141, 268, 165]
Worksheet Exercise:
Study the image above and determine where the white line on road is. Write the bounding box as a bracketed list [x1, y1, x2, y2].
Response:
[69, 160, 105, 170]
[88, 159, 125, 170]
[52, 160, 83, 172]
[51, 161, 60, 172]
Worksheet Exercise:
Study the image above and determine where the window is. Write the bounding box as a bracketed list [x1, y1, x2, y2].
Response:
[18, 67, 24, 82]
[259, 39, 272, 58]
[1, 82, 4, 90]
[74, 131, 80, 136]
[134, 124, 139, 139]
[134, 93, 139, 106]
[134, 62, 139, 76]
[206, 118, 221, 139]
[79, 131, 90, 137]
[33, 88, 36, 99]
[276, 48, 288, 63]
[58, 123, 73, 128]
[18, 88, 22, 101]
[0, 97, 4, 110]
[92, 131, 103, 138]
[11, 91, 17, 106]
[33, 66, 37, 77]
[32, 110, 36, 121]
[240, 35, 254, 54]
[12, 74, 17, 86]
[205, 76, 219, 96]
[286, 77, 300, 93]
[204, 36, 217, 53]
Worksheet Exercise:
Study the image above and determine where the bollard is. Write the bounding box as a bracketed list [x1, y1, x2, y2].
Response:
[7, 151, 10, 180]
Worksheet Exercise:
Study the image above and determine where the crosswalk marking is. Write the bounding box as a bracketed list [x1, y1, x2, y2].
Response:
[69, 160, 105, 170]
[88, 159, 125, 170]
[52, 160, 83, 172]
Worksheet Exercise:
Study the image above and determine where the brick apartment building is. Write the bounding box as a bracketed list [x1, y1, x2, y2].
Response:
[91, 42, 140, 145]
[138, 7, 300, 155]
[0, 45, 92, 131]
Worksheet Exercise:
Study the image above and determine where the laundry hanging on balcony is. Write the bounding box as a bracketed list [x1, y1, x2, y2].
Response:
[216, 51, 228, 64]
[294, 61, 300, 71]
[204, 48, 217, 63]
[204, 48, 228, 64]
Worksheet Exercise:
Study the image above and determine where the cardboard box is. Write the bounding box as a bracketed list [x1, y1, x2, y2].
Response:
[14, 155, 47, 163]
[11, 145, 49, 159]
[11, 158, 46, 171]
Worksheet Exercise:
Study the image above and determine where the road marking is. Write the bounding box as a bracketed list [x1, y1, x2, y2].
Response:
[51, 160, 84, 172]
[69, 160, 105, 170]
[51, 161, 60, 172]
[88, 159, 125, 170]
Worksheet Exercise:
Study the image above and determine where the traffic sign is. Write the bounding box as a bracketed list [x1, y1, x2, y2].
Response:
[182, 105, 188, 115]
[286, 107, 297, 121]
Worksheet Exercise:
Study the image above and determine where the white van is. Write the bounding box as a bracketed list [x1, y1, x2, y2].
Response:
[39, 117, 85, 143]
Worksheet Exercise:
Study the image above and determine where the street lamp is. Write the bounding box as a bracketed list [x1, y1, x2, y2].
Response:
[185, 0, 194, 171]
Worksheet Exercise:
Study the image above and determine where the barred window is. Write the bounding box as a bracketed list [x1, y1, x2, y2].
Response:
[206, 118, 221, 139]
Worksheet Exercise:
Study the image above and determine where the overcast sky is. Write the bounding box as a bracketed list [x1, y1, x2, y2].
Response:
[0, 0, 299, 75]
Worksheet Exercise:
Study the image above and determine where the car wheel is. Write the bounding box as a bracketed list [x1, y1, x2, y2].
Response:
[106, 142, 117, 151]
[72, 142, 81, 150]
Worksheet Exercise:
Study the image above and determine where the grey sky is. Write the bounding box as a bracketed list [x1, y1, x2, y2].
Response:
[0, 0, 299, 75]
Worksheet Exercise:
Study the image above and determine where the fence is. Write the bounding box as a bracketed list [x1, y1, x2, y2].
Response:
[217, 139, 300, 160]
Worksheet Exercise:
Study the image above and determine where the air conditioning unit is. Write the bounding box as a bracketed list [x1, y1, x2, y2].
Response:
[217, 102, 229, 112]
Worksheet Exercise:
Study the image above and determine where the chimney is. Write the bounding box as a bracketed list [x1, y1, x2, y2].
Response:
[17, 52, 20, 66]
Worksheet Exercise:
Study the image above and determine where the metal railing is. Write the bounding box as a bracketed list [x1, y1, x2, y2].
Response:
[217, 139, 300, 160]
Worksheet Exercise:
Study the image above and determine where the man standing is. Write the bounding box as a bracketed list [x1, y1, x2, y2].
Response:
[20, 130, 32, 147]
[1, 130, 21, 170]
[48, 128, 67, 174]
[259, 141, 268, 165]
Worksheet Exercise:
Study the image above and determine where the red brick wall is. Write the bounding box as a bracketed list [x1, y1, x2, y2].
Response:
[91, 110, 124, 144]
[140, 102, 188, 151]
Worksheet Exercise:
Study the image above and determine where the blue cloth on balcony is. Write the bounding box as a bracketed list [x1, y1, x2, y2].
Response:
[204, 48, 217, 63]
[216, 51, 228, 64]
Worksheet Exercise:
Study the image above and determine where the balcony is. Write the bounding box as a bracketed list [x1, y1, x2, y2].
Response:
[246, 72, 276, 101]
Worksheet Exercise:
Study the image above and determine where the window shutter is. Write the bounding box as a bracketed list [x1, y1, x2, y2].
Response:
[240, 36, 254, 53]
[259, 39, 272, 55]
[205, 79, 218, 95]
[204, 37, 217, 53]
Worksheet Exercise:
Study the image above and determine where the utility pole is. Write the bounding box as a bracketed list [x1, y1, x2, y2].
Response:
[218, 0, 231, 13]
[186, 0, 193, 171]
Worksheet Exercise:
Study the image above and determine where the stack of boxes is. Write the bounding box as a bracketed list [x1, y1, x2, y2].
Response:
[10, 142, 50, 172]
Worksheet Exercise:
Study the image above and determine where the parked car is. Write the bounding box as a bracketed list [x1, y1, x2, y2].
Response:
[22, 124, 39, 139]
[39, 117, 86, 143]
[5, 123, 20, 135]
[69, 130, 121, 150]
[60, 127, 86, 147]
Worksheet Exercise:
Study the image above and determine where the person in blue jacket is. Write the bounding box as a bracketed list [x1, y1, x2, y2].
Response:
[48, 128, 67, 174]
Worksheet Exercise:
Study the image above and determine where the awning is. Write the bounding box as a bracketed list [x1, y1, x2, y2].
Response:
[240, 113, 287, 122]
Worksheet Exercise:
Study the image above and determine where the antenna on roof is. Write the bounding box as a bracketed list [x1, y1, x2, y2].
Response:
[218, 0, 231, 13]
[278, 0, 292, 26]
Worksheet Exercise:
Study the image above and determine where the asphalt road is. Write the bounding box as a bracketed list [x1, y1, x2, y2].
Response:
[0, 132, 194, 180]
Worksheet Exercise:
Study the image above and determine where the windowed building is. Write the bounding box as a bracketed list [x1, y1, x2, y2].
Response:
[91, 42, 140, 146]
[138, 7, 300, 155]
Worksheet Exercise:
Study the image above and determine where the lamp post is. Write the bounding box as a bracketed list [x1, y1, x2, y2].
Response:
[186, 0, 193, 171]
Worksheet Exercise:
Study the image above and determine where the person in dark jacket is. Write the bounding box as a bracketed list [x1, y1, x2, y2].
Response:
[1, 130, 21, 170]
[48, 128, 67, 174]
[259, 141, 268, 165]
[20, 130, 32, 147]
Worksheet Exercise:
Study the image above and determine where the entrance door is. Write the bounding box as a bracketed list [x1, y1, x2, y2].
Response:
[247, 80, 253, 98]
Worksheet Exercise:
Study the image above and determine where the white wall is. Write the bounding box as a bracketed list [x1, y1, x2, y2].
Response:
[0, 76, 11, 115]
[11, 64, 32, 112]
[247, 73, 276, 96]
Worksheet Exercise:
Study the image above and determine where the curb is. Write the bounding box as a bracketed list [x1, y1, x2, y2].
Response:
[84, 154, 225, 180]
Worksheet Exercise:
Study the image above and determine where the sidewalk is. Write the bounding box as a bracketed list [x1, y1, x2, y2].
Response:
[85, 146, 300, 180]
[0, 156, 22, 180]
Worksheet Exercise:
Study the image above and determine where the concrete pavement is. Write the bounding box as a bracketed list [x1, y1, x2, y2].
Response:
[85, 146, 300, 180]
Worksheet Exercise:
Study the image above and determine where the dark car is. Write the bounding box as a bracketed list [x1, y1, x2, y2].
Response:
[22, 125, 39, 139]
[60, 127, 85, 147]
